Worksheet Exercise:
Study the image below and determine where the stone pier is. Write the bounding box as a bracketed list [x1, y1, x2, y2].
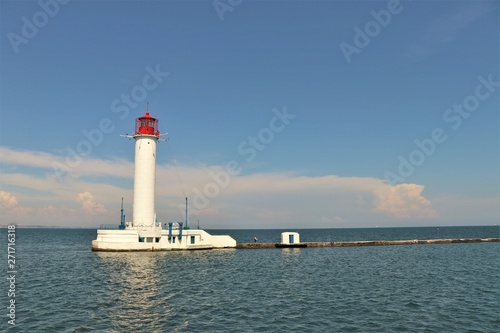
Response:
[235, 238, 500, 249]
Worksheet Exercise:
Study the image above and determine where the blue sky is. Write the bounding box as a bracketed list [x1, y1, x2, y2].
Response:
[1, 0, 499, 228]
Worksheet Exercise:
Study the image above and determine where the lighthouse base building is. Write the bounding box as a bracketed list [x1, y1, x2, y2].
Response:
[92, 227, 236, 251]
[92, 108, 236, 251]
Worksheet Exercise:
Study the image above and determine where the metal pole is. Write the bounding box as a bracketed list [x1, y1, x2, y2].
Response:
[168, 222, 173, 240]
[120, 197, 125, 229]
[179, 222, 183, 242]
[185, 197, 188, 228]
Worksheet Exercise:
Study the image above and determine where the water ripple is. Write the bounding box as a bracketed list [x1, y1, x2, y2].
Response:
[3, 227, 499, 332]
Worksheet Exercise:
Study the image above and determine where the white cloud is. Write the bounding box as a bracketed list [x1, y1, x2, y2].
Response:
[0, 191, 18, 209]
[77, 191, 109, 215]
[0, 188, 114, 226]
[1, 146, 497, 228]
[170, 171, 438, 228]
[374, 183, 436, 219]
[0, 191, 32, 215]
[0, 146, 133, 180]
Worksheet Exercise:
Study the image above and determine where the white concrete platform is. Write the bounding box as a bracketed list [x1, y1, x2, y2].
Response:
[92, 227, 236, 251]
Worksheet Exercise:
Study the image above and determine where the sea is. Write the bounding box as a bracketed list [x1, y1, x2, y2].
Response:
[2, 226, 499, 333]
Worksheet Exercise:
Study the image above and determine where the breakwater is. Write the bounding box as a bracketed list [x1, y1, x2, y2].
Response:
[236, 237, 500, 249]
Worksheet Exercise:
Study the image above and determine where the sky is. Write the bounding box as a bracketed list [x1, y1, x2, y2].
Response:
[0, 0, 499, 229]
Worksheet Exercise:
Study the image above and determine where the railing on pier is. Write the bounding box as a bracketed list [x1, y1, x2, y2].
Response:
[99, 224, 123, 230]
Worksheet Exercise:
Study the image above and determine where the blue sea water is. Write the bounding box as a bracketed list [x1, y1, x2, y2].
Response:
[1, 226, 499, 332]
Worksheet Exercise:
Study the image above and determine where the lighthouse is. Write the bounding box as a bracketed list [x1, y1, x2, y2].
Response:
[92, 104, 237, 251]
[132, 109, 160, 228]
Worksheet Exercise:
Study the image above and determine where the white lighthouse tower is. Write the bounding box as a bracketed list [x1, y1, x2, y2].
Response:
[132, 109, 159, 228]
[92, 104, 236, 251]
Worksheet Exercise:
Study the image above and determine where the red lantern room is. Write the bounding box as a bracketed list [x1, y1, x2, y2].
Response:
[135, 111, 160, 137]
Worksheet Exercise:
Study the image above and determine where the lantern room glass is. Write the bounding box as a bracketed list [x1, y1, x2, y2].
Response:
[135, 112, 159, 136]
